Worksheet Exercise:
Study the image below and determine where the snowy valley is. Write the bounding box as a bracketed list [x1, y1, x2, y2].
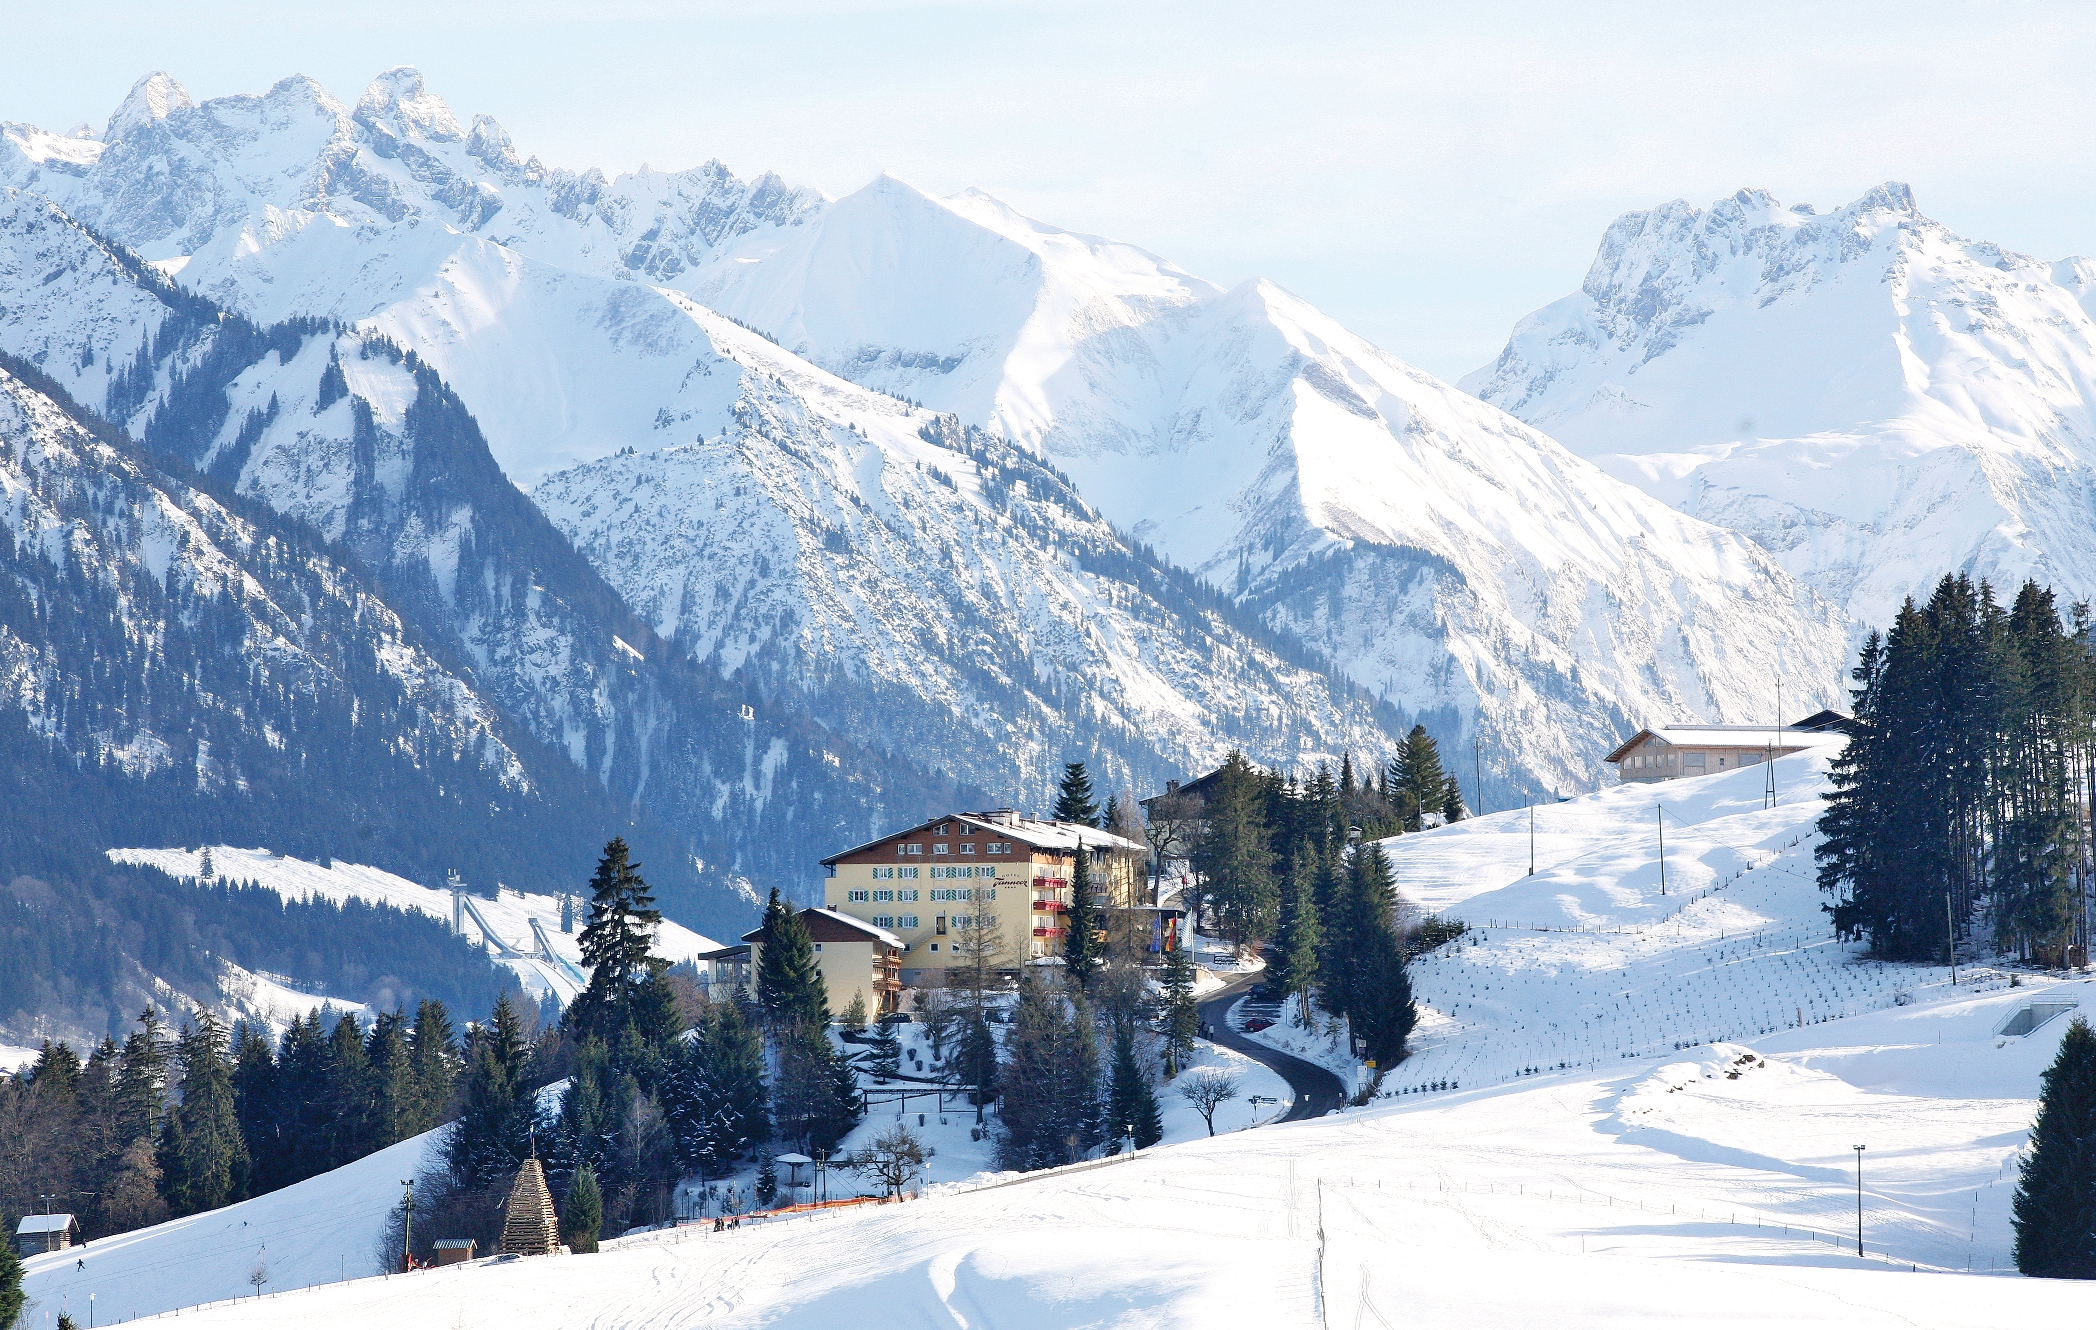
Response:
[17, 751, 2086, 1328]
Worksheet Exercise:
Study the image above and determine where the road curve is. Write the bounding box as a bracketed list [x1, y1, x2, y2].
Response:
[1196, 975, 1348, 1123]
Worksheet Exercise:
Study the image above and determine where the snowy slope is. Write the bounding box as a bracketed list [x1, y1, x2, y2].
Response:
[44, 750, 2093, 1325]
[19, 1128, 436, 1323]
[108, 847, 724, 1001]
[1464, 183, 2096, 628]
[690, 175, 1851, 792]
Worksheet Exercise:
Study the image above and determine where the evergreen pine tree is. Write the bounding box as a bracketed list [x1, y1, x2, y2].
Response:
[447, 994, 535, 1189]
[1054, 761, 1101, 827]
[407, 999, 459, 1135]
[755, 889, 827, 1028]
[1390, 726, 1449, 832]
[2014, 1017, 2096, 1277]
[158, 1011, 250, 1216]
[570, 838, 666, 1042]
[366, 1009, 416, 1147]
[956, 1009, 999, 1106]
[0, 1226, 23, 1330]
[1063, 845, 1102, 987]
[1105, 1022, 1157, 1151]
[867, 1019, 902, 1082]
[324, 1013, 375, 1168]
[230, 1020, 276, 1178]
[1190, 751, 1277, 950]
[1441, 777, 1465, 824]
[1057, 989, 1101, 1159]
[997, 971, 1066, 1170]
[563, 1162, 602, 1253]
[114, 1006, 171, 1149]
[756, 1154, 779, 1208]
[1271, 846, 1322, 1024]
[1160, 938, 1198, 1076]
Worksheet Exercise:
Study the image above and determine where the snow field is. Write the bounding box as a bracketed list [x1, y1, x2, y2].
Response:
[107, 846, 723, 1002]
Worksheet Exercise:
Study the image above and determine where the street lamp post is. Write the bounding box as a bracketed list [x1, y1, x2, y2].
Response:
[1852, 1145, 1866, 1256]
[399, 1179, 415, 1272]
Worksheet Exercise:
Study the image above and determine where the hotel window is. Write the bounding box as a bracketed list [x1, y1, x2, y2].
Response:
[905, 844, 923, 855]
[874, 915, 894, 928]
[981, 888, 996, 900]
[960, 843, 976, 854]
[873, 866, 895, 879]
[900, 889, 918, 902]
[960, 824, 975, 836]
[933, 844, 950, 855]
[847, 890, 869, 902]
[899, 915, 919, 929]
[812, 943, 823, 953]
[929, 942, 939, 951]
[874, 890, 894, 902]
[900, 867, 919, 879]
[936, 823, 950, 835]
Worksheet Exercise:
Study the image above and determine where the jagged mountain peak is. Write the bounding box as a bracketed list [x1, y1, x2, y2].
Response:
[1466, 180, 2096, 632]
[104, 71, 192, 143]
[354, 65, 465, 143]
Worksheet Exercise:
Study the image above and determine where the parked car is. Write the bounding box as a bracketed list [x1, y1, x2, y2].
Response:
[1243, 1017, 1276, 1033]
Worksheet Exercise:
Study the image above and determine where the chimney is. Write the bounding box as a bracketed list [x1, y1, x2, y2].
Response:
[1167, 780, 1180, 796]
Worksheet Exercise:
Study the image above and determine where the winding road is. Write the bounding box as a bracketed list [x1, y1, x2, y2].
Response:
[1196, 974, 1348, 1122]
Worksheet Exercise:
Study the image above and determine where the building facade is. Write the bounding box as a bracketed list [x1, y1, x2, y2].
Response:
[744, 908, 905, 1017]
[819, 810, 1145, 985]
[1606, 716, 1848, 785]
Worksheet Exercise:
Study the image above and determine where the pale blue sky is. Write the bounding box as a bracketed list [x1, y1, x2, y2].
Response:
[7, 1, 2092, 380]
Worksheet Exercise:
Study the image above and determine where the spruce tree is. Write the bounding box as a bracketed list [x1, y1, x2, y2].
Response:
[571, 838, 666, 1042]
[1390, 726, 1448, 832]
[1190, 751, 1277, 950]
[997, 971, 1066, 1170]
[867, 1019, 902, 1082]
[0, 1228, 23, 1330]
[755, 889, 827, 1028]
[1063, 845, 1102, 987]
[115, 1006, 171, 1149]
[407, 1000, 459, 1135]
[324, 1013, 375, 1167]
[956, 1009, 999, 1105]
[1057, 989, 1101, 1160]
[1271, 846, 1322, 1023]
[447, 994, 535, 1189]
[1440, 777, 1465, 825]
[1105, 1022, 1159, 1151]
[1160, 937, 1198, 1077]
[230, 1020, 276, 1180]
[2014, 1017, 2096, 1277]
[1055, 761, 1101, 827]
[158, 1012, 250, 1216]
[563, 1162, 602, 1253]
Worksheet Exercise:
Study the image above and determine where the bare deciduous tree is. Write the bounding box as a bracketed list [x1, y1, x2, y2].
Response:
[1176, 1068, 1240, 1136]
[849, 1122, 929, 1199]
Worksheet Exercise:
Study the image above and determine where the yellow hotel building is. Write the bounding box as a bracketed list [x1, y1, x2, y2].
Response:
[820, 809, 1144, 985]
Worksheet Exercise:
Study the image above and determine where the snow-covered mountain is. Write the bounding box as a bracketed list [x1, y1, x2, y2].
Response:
[686, 175, 1849, 790]
[0, 69, 1855, 795]
[0, 70, 1411, 800]
[0, 186, 969, 917]
[1464, 183, 2096, 629]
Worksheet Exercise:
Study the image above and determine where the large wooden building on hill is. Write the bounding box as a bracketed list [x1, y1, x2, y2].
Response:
[1606, 713, 1850, 785]
[820, 810, 1145, 986]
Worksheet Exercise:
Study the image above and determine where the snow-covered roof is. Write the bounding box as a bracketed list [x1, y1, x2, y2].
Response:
[744, 907, 904, 950]
[1606, 725, 1847, 763]
[17, 1214, 72, 1235]
[819, 812, 1144, 865]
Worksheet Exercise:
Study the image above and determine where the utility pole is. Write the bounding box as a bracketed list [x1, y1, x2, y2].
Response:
[1474, 736, 1484, 817]
[1528, 798, 1535, 876]
[1657, 805, 1667, 895]
[1852, 1145, 1866, 1256]
[399, 1178, 415, 1273]
[1765, 676, 1781, 810]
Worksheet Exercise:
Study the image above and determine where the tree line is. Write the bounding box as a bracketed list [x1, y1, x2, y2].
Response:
[0, 996, 463, 1248]
[1818, 574, 2096, 964]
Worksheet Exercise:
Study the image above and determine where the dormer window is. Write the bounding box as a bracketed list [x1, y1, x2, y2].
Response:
[936, 823, 950, 835]
[960, 825, 975, 836]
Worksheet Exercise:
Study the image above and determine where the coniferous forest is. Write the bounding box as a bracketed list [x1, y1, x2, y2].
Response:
[1817, 574, 2096, 965]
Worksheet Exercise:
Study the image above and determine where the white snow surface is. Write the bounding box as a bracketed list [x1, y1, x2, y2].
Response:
[1465, 182, 2096, 631]
[108, 846, 723, 1000]
[1, 71, 1851, 792]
